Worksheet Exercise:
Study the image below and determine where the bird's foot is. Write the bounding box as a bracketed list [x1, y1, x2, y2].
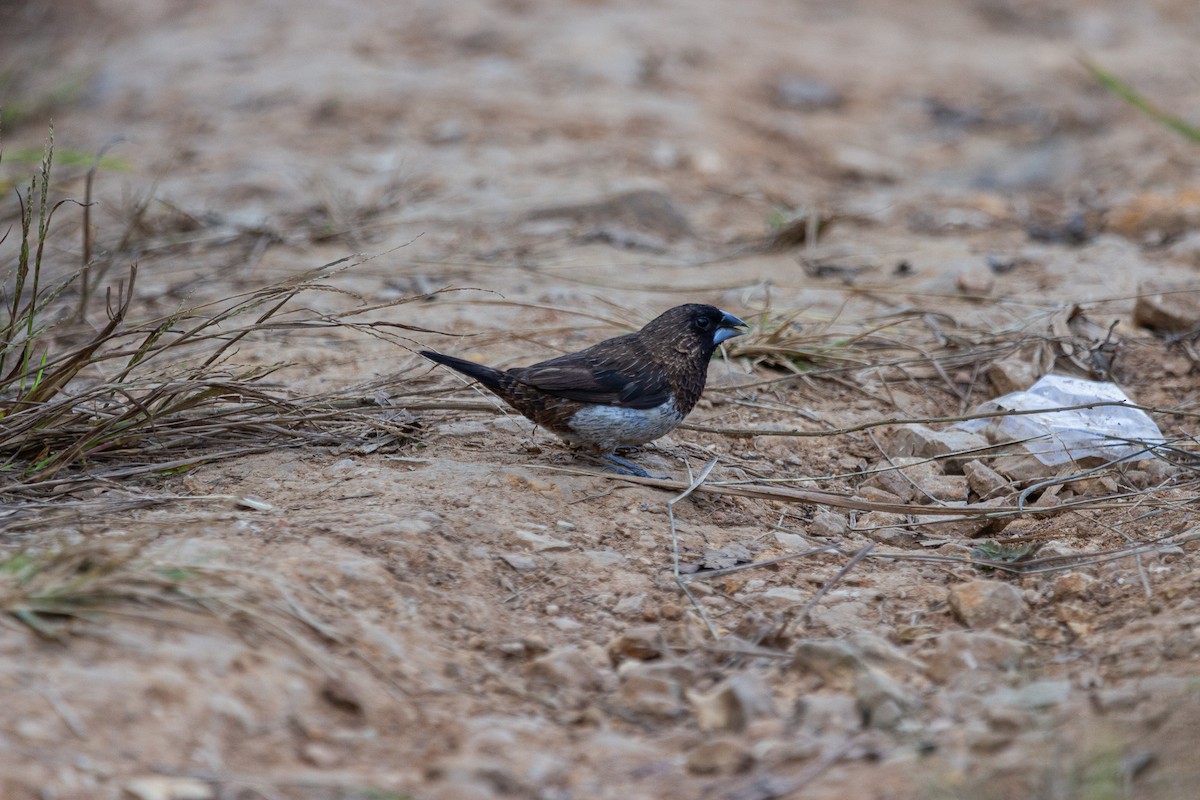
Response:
[598, 453, 662, 479]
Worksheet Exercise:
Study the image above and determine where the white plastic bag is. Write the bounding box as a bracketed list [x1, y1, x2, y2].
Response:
[958, 375, 1163, 466]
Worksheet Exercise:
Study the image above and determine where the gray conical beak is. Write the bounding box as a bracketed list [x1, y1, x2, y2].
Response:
[713, 311, 749, 345]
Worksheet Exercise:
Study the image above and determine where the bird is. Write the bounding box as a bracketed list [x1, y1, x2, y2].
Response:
[419, 304, 748, 476]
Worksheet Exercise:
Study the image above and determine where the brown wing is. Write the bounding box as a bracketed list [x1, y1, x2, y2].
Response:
[507, 334, 671, 409]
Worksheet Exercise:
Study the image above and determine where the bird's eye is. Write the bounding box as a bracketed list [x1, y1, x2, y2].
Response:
[695, 316, 712, 329]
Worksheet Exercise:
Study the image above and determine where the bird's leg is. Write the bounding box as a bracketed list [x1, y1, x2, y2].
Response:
[599, 453, 655, 479]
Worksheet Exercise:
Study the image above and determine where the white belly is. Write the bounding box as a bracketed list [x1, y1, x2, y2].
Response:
[565, 397, 684, 450]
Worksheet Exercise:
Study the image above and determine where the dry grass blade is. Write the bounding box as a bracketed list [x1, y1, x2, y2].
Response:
[1, 135, 443, 500]
[668, 457, 721, 639]
[0, 536, 357, 690]
[0, 539, 211, 638]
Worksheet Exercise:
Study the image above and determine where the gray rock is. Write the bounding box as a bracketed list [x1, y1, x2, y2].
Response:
[1051, 571, 1096, 599]
[949, 580, 1027, 628]
[124, 779, 214, 800]
[987, 357, 1040, 395]
[861, 464, 917, 502]
[796, 691, 861, 736]
[583, 550, 625, 568]
[433, 420, 491, 438]
[613, 663, 687, 719]
[425, 780, 499, 800]
[499, 553, 538, 572]
[773, 531, 808, 549]
[963, 460, 1010, 499]
[809, 510, 847, 537]
[512, 529, 572, 552]
[855, 668, 917, 730]
[612, 593, 646, 618]
[956, 269, 995, 296]
[760, 586, 809, 604]
[833, 145, 903, 182]
[1133, 280, 1200, 333]
[987, 679, 1072, 709]
[689, 672, 777, 732]
[525, 646, 609, 693]
[922, 475, 969, 503]
[923, 631, 1029, 683]
[855, 511, 914, 544]
[686, 736, 755, 775]
[1168, 230, 1200, 267]
[992, 452, 1059, 485]
[913, 499, 1012, 538]
[773, 76, 843, 110]
[606, 625, 664, 663]
[526, 189, 692, 241]
[885, 425, 991, 473]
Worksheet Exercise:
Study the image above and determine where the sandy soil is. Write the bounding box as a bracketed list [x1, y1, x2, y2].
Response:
[3, 0, 1200, 798]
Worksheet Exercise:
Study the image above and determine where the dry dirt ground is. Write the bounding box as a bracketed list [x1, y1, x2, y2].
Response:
[4, 1, 1200, 798]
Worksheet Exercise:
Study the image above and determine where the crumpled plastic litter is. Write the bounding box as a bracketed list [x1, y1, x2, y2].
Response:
[957, 374, 1164, 466]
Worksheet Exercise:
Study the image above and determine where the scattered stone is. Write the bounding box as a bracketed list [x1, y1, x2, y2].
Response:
[833, 145, 903, 182]
[760, 586, 808, 604]
[857, 485, 904, 505]
[885, 425, 991, 473]
[809, 510, 847, 537]
[499, 553, 537, 572]
[1133, 280, 1200, 334]
[772, 76, 843, 110]
[1109, 188, 1200, 244]
[525, 646, 608, 693]
[698, 543, 754, 570]
[689, 672, 776, 732]
[526, 189, 692, 241]
[433, 420, 491, 438]
[124, 778, 214, 800]
[1123, 468, 1151, 489]
[987, 679, 1072, 710]
[987, 356, 1040, 395]
[913, 499, 1012, 538]
[447, 715, 570, 792]
[612, 593, 646, 618]
[1167, 230, 1200, 267]
[791, 639, 866, 686]
[583, 550, 625, 568]
[855, 511, 917, 547]
[606, 626, 664, 663]
[300, 741, 343, 768]
[320, 675, 365, 715]
[512, 530, 572, 552]
[1142, 456, 1178, 485]
[922, 475, 969, 503]
[795, 691, 861, 736]
[686, 736, 755, 775]
[956, 269, 994, 296]
[425, 780, 499, 800]
[861, 465, 916, 502]
[1052, 571, 1096, 599]
[550, 616, 584, 632]
[497, 640, 538, 658]
[963, 460, 1010, 499]
[773, 531, 808, 549]
[427, 118, 468, 145]
[855, 668, 917, 730]
[992, 453, 1058, 485]
[923, 631, 1029, 683]
[949, 580, 1027, 628]
[613, 663, 687, 719]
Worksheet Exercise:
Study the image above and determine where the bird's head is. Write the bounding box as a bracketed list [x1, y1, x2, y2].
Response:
[642, 304, 749, 356]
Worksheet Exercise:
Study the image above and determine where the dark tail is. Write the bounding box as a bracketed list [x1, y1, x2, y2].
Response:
[419, 350, 510, 394]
